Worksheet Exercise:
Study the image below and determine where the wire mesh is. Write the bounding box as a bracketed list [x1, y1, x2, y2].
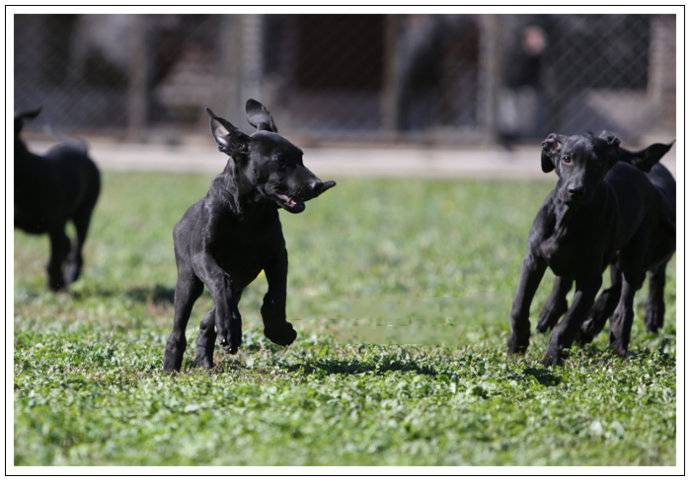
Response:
[14, 13, 676, 145]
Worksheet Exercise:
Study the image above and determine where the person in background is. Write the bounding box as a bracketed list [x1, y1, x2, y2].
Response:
[497, 24, 548, 150]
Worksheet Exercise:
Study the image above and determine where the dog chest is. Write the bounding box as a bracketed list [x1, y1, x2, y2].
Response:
[213, 227, 285, 287]
[538, 226, 603, 277]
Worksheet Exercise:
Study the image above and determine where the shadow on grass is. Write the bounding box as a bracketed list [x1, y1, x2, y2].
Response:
[70, 283, 176, 305]
[522, 367, 561, 386]
[124, 285, 176, 305]
[284, 357, 438, 376]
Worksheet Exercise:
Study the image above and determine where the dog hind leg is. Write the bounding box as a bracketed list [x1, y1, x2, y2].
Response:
[609, 273, 643, 357]
[645, 261, 668, 333]
[47, 226, 71, 291]
[64, 203, 95, 285]
[163, 270, 203, 372]
[194, 308, 217, 369]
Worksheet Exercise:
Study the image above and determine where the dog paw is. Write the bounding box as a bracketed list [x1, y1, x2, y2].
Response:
[575, 330, 594, 346]
[192, 355, 215, 369]
[222, 343, 240, 354]
[611, 345, 628, 358]
[608, 329, 628, 357]
[575, 320, 596, 345]
[507, 334, 529, 354]
[542, 350, 564, 367]
[162, 353, 182, 372]
[644, 306, 664, 333]
[265, 322, 297, 346]
[536, 302, 566, 333]
[609, 340, 628, 358]
[535, 320, 550, 334]
[217, 324, 242, 354]
[63, 262, 81, 285]
[163, 337, 186, 372]
[48, 277, 66, 292]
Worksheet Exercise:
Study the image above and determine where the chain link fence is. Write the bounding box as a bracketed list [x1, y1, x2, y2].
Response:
[14, 14, 675, 146]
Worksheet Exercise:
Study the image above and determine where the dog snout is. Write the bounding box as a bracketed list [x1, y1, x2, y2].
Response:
[567, 184, 585, 197]
[307, 179, 336, 197]
[564, 184, 587, 204]
[308, 179, 321, 194]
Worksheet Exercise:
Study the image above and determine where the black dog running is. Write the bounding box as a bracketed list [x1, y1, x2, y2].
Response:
[162, 99, 336, 372]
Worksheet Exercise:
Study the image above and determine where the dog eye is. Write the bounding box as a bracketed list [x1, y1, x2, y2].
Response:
[561, 154, 572, 165]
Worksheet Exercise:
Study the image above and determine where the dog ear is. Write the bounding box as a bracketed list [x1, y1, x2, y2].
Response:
[16, 107, 42, 122]
[627, 141, 674, 172]
[540, 133, 562, 173]
[598, 130, 620, 146]
[245, 99, 278, 133]
[206, 108, 251, 156]
[15, 107, 42, 133]
[596, 131, 622, 167]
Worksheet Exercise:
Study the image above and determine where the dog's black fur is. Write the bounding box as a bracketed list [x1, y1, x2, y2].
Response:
[162, 99, 336, 372]
[535, 134, 676, 343]
[507, 132, 675, 366]
[14, 108, 101, 291]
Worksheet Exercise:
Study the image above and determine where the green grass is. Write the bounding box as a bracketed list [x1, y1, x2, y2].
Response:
[14, 172, 676, 466]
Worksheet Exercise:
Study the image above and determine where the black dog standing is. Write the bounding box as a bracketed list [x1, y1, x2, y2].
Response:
[507, 133, 674, 366]
[14, 108, 101, 291]
[163, 99, 336, 372]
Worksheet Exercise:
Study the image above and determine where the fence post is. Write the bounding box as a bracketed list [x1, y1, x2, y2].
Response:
[217, 15, 242, 122]
[127, 15, 149, 141]
[648, 15, 676, 136]
[240, 15, 264, 108]
[477, 14, 500, 144]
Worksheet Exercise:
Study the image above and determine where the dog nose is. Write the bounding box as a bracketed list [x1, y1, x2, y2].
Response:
[321, 180, 336, 191]
[568, 185, 584, 196]
[305, 179, 336, 197]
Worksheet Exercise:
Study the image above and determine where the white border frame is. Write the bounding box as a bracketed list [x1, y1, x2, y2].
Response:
[4, 3, 685, 477]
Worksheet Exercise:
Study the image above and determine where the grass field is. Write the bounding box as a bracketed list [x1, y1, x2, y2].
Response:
[13, 172, 676, 466]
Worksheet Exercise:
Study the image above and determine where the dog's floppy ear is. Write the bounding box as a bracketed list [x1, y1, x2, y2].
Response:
[625, 140, 674, 172]
[206, 107, 251, 156]
[540, 133, 563, 173]
[245, 99, 278, 133]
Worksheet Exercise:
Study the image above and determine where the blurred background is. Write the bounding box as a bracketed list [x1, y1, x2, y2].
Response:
[14, 13, 676, 175]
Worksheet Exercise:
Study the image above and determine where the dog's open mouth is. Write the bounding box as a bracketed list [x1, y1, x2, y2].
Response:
[273, 193, 306, 213]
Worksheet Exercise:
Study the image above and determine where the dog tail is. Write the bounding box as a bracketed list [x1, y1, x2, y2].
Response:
[44, 125, 90, 154]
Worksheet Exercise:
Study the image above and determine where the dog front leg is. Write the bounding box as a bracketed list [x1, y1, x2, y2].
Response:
[507, 251, 547, 354]
[536, 276, 572, 333]
[543, 276, 601, 366]
[200, 262, 243, 354]
[579, 264, 622, 343]
[261, 249, 297, 346]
